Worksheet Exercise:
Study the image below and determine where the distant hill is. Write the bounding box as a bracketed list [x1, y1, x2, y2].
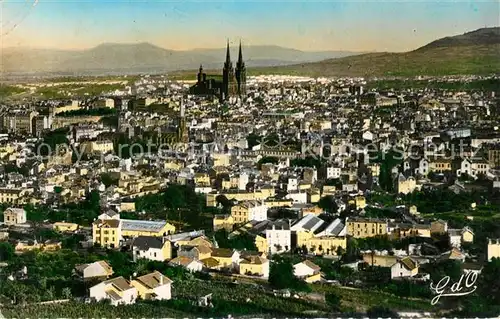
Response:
[417, 27, 500, 51]
[255, 27, 500, 77]
[0, 43, 361, 75]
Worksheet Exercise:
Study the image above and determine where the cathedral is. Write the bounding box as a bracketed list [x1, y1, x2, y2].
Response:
[189, 41, 247, 101]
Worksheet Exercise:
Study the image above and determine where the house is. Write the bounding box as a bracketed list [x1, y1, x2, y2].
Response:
[397, 174, 417, 194]
[231, 200, 268, 224]
[346, 217, 388, 238]
[177, 245, 212, 261]
[457, 158, 490, 179]
[461, 226, 474, 243]
[174, 235, 213, 248]
[200, 257, 222, 270]
[294, 217, 347, 256]
[132, 236, 172, 262]
[92, 218, 121, 248]
[448, 226, 474, 248]
[430, 220, 448, 234]
[439, 248, 466, 262]
[89, 276, 138, 306]
[391, 257, 419, 279]
[74, 261, 114, 280]
[53, 222, 79, 232]
[213, 214, 235, 232]
[3, 208, 27, 226]
[348, 196, 367, 209]
[293, 260, 321, 283]
[168, 256, 204, 272]
[390, 223, 431, 239]
[409, 205, 419, 216]
[301, 205, 323, 217]
[239, 255, 270, 278]
[210, 248, 240, 269]
[487, 238, 500, 261]
[362, 253, 398, 267]
[266, 220, 291, 254]
[131, 271, 172, 300]
[15, 240, 62, 252]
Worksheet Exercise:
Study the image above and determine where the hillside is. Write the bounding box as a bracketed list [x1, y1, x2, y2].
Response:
[256, 27, 500, 77]
[0, 43, 360, 75]
[417, 27, 500, 50]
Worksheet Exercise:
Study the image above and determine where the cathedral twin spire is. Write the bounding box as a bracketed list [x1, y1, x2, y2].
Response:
[223, 39, 246, 97]
[190, 39, 246, 101]
[225, 40, 245, 68]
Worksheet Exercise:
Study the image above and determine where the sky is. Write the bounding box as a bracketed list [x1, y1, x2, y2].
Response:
[1, 0, 499, 52]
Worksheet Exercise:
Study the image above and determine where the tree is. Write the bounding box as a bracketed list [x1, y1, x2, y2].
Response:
[246, 133, 261, 149]
[100, 173, 119, 187]
[0, 242, 14, 261]
[427, 260, 462, 282]
[478, 257, 500, 306]
[269, 257, 309, 291]
[318, 195, 338, 214]
[343, 237, 360, 262]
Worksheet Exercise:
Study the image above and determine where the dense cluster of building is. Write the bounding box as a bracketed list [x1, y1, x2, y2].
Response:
[0, 60, 499, 307]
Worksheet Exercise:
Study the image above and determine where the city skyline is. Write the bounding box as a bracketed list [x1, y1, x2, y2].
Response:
[1, 0, 499, 52]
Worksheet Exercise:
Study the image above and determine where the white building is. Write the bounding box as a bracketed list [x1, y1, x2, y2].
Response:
[285, 191, 308, 204]
[74, 261, 113, 280]
[131, 271, 172, 300]
[168, 256, 204, 272]
[131, 236, 171, 262]
[326, 166, 342, 179]
[247, 201, 268, 222]
[89, 276, 138, 306]
[293, 260, 321, 282]
[487, 238, 500, 261]
[266, 220, 291, 254]
[391, 257, 419, 279]
[457, 158, 490, 179]
[3, 208, 27, 225]
[287, 177, 298, 192]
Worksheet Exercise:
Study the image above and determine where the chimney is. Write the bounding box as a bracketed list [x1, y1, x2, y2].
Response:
[160, 274, 163, 285]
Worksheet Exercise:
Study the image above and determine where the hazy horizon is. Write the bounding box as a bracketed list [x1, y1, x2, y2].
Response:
[1, 0, 499, 53]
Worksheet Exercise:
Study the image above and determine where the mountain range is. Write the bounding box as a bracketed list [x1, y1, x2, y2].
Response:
[1, 27, 499, 77]
[0, 44, 361, 75]
[256, 27, 500, 77]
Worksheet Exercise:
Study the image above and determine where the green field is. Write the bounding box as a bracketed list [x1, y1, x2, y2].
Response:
[0, 84, 25, 99]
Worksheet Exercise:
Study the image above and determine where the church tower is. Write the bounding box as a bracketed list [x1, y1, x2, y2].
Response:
[235, 40, 247, 96]
[222, 40, 237, 100]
